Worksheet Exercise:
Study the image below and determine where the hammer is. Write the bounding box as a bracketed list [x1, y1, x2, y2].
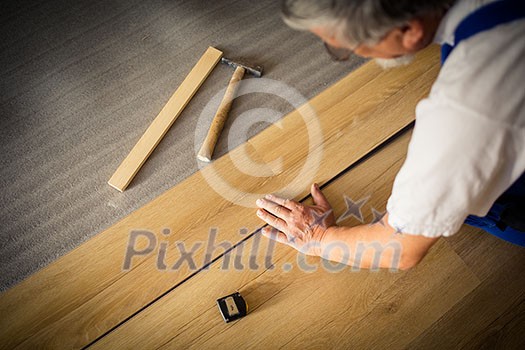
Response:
[197, 57, 263, 162]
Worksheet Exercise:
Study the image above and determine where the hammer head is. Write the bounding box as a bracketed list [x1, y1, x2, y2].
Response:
[221, 57, 263, 77]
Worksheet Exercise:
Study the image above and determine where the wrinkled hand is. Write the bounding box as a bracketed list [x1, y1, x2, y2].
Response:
[255, 183, 336, 256]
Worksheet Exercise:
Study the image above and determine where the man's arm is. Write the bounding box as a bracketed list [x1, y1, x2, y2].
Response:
[319, 215, 439, 270]
[256, 183, 438, 271]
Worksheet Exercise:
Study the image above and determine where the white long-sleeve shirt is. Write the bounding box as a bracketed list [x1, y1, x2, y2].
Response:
[387, 0, 525, 237]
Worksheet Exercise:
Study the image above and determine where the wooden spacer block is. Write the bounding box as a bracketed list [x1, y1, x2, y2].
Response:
[108, 46, 223, 192]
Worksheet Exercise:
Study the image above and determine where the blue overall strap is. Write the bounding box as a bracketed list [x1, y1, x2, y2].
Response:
[439, 0, 525, 246]
[441, 0, 525, 64]
[465, 172, 525, 247]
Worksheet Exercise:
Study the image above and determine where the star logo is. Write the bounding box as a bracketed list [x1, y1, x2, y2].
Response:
[309, 209, 333, 229]
[370, 208, 386, 226]
[392, 225, 405, 237]
[337, 195, 369, 224]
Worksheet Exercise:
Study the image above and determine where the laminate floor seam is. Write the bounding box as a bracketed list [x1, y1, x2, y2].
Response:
[88, 124, 409, 346]
[83, 131, 483, 349]
[86, 125, 416, 348]
[82, 225, 261, 349]
[1, 46, 440, 349]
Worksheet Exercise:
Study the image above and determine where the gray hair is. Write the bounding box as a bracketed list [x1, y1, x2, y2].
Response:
[282, 0, 455, 46]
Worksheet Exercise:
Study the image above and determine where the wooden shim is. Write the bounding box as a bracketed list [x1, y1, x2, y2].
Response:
[108, 46, 223, 192]
[0, 46, 440, 349]
[90, 132, 481, 349]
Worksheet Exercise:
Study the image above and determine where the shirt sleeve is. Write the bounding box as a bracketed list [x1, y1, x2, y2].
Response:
[387, 18, 525, 237]
[387, 94, 523, 237]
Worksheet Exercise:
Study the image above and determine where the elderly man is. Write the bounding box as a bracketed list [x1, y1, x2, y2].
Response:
[255, 0, 525, 270]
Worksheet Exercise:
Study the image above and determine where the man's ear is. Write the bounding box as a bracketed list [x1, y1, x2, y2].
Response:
[400, 18, 425, 51]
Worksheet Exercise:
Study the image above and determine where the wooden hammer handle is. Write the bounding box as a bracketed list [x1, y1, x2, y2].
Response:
[197, 66, 245, 162]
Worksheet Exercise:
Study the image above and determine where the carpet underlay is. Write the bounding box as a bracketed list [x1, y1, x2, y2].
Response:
[0, 0, 366, 290]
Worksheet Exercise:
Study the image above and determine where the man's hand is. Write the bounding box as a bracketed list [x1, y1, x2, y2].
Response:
[255, 183, 335, 255]
[256, 184, 440, 270]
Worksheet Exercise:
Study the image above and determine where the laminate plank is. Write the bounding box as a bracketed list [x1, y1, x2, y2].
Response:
[471, 298, 525, 350]
[91, 131, 480, 349]
[406, 251, 525, 349]
[0, 46, 440, 350]
[248, 46, 439, 177]
[108, 46, 223, 191]
[0, 143, 270, 350]
[445, 224, 524, 281]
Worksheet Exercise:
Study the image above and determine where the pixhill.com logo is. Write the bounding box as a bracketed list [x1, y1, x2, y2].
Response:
[122, 195, 404, 273]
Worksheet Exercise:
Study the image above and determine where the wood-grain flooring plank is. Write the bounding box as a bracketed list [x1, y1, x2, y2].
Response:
[470, 297, 525, 350]
[445, 224, 524, 282]
[91, 131, 480, 349]
[406, 251, 525, 350]
[0, 46, 440, 350]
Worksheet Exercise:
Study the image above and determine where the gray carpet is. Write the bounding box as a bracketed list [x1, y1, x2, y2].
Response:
[0, 0, 366, 291]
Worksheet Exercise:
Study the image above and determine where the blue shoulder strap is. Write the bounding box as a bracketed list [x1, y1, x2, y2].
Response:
[450, 0, 525, 243]
[441, 0, 525, 64]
